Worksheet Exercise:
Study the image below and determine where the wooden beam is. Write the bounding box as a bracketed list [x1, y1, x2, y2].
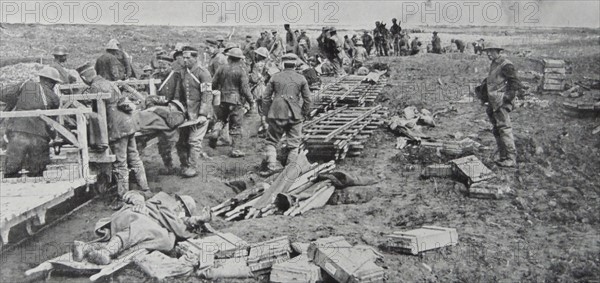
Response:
[323, 105, 381, 142]
[76, 114, 89, 175]
[148, 78, 157, 96]
[0, 108, 92, 118]
[39, 116, 81, 148]
[59, 93, 112, 101]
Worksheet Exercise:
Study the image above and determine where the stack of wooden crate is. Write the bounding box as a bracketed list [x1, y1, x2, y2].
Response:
[542, 59, 567, 91]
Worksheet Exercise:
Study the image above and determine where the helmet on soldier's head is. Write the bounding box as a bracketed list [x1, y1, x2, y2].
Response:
[176, 195, 197, 216]
[52, 45, 68, 56]
[225, 47, 245, 59]
[254, 47, 269, 58]
[38, 66, 64, 83]
[143, 65, 153, 72]
[105, 41, 119, 50]
[216, 35, 225, 41]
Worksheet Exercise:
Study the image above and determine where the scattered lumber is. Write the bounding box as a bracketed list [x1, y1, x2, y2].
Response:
[542, 59, 566, 91]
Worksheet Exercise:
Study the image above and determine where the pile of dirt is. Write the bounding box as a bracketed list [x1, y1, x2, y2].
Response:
[0, 62, 43, 85]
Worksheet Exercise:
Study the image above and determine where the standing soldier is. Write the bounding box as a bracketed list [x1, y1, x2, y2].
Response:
[362, 30, 374, 55]
[284, 24, 297, 52]
[474, 43, 524, 168]
[177, 48, 213, 177]
[316, 26, 329, 56]
[1, 67, 62, 178]
[249, 47, 270, 136]
[209, 48, 255, 158]
[269, 30, 285, 61]
[325, 27, 346, 77]
[390, 18, 402, 56]
[95, 41, 126, 81]
[107, 39, 134, 79]
[215, 35, 226, 49]
[451, 39, 466, 53]
[261, 53, 312, 173]
[77, 62, 151, 203]
[431, 31, 442, 54]
[150, 46, 166, 70]
[297, 30, 311, 51]
[410, 36, 422, 55]
[50, 45, 78, 84]
[207, 47, 228, 76]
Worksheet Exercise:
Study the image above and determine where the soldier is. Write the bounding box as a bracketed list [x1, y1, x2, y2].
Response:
[95, 41, 126, 81]
[108, 39, 134, 79]
[150, 46, 166, 70]
[216, 35, 226, 49]
[316, 26, 329, 56]
[431, 31, 442, 54]
[249, 47, 271, 136]
[451, 39, 466, 53]
[210, 48, 255, 158]
[72, 191, 210, 265]
[362, 30, 374, 55]
[473, 38, 485, 55]
[390, 18, 402, 56]
[474, 43, 525, 168]
[325, 27, 346, 77]
[284, 24, 297, 52]
[176, 48, 213, 177]
[77, 62, 151, 201]
[142, 56, 182, 175]
[261, 53, 312, 173]
[344, 35, 355, 58]
[207, 47, 228, 76]
[410, 36, 422, 55]
[269, 30, 285, 61]
[50, 45, 78, 84]
[352, 40, 369, 72]
[297, 30, 311, 50]
[1, 67, 62, 178]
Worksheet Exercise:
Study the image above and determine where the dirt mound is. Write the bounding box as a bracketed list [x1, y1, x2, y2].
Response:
[0, 62, 43, 85]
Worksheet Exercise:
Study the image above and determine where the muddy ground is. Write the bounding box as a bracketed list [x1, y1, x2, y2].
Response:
[1, 24, 599, 282]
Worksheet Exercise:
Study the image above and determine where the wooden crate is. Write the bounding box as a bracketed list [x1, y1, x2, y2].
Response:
[542, 59, 565, 68]
[384, 226, 458, 255]
[450, 155, 495, 185]
[270, 255, 322, 283]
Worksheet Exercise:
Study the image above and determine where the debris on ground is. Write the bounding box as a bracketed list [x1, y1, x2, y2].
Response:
[468, 181, 513, 199]
[420, 164, 454, 178]
[542, 59, 567, 91]
[513, 96, 550, 108]
[382, 226, 458, 255]
[450, 155, 496, 185]
[562, 101, 600, 117]
[134, 251, 195, 280]
[307, 236, 386, 282]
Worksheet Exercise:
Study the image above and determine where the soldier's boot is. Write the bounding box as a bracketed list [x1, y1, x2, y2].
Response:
[159, 160, 176, 175]
[208, 122, 224, 149]
[181, 150, 199, 178]
[131, 162, 151, 192]
[497, 129, 517, 167]
[86, 236, 123, 266]
[72, 241, 96, 262]
[229, 135, 246, 158]
[285, 148, 300, 167]
[263, 145, 283, 173]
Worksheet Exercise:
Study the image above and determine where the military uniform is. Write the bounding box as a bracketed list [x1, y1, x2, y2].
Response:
[89, 76, 149, 195]
[362, 33, 374, 55]
[95, 52, 125, 81]
[208, 52, 228, 76]
[297, 33, 311, 50]
[353, 45, 368, 70]
[325, 31, 346, 76]
[1, 80, 60, 176]
[211, 60, 253, 153]
[431, 34, 442, 54]
[476, 55, 524, 165]
[176, 63, 213, 174]
[50, 61, 78, 84]
[262, 57, 312, 169]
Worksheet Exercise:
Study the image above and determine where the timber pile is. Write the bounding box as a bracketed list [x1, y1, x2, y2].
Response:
[542, 59, 567, 91]
[211, 160, 337, 221]
[562, 101, 600, 117]
[303, 105, 388, 160]
[311, 73, 387, 115]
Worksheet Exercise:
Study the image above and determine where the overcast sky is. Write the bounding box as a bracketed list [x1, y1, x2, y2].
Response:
[1, 0, 599, 28]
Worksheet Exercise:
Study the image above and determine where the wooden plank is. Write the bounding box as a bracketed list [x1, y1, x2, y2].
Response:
[59, 93, 112, 101]
[39, 115, 81, 148]
[0, 108, 92, 118]
[323, 106, 381, 142]
[76, 114, 89, 176]
[383, 226, 458, 255]
[148, 78, 157, 96]
[95, 99, 109, 147]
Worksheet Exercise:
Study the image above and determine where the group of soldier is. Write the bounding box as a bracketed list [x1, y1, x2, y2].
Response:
[1, 21, 522, 214]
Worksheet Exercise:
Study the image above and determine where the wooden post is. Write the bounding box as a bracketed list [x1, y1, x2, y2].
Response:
[148, 78, 157, 96]
[54, 85, 65, 125]
[95, 99, 109, 147]
[76, 114, 89, 179]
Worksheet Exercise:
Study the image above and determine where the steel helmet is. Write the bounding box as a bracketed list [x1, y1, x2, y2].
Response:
[108, 38, 120, 45]
[38, 67, 64, 83]
[483, 42, 503, 51]
[105, 41, 119, 50]
[254, 47, 269, 58]
[298, 39, 307, 46]
[169, 99, 186, 113]
[177, 195, 197, 216]
[225, 48, 245, 59]
[356, 40, 364, 46]
[52, 45, 68, 56]
[143, 65, 153, 72]
[216, 35, 225, 41]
